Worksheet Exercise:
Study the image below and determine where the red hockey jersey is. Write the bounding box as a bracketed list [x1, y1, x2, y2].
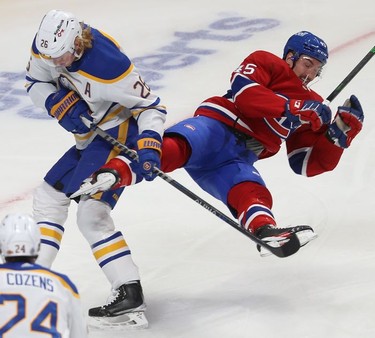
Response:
[195, 50, 343, 176]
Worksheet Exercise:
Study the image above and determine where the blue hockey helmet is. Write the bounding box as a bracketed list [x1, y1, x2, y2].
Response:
[283, 31, 328, 64]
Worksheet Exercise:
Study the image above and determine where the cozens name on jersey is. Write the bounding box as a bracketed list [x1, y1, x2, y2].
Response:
[6, 272, 54, 292]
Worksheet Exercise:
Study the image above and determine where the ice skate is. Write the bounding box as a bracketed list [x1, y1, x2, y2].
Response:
[256, 225, 317, 257]
[88, 281, 148, 330]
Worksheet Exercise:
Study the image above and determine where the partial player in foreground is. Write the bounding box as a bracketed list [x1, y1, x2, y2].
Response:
[25, 10, 167, 328]
[73, 31, 364, 256]
[0, 213, 88, 337]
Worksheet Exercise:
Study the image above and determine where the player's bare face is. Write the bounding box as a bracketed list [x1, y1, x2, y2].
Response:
[40, 51, 76, 68]
[292, 56, 323, 85]
[51, 51, 76, 67]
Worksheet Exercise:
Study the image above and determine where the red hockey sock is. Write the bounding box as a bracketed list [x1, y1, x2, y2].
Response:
[227, 181, 276, 233]
[161, 135, 191, 172]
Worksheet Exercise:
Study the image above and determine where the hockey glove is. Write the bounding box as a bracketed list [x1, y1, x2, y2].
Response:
[327, 95, 364, 148]
[70, 157, 130, 198]
[130, 130, 162, 181]
[285, 99, 332, 131]
[45, 88, 93, 134]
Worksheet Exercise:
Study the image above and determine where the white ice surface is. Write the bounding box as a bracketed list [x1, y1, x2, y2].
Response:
[1, 1, 375, 337]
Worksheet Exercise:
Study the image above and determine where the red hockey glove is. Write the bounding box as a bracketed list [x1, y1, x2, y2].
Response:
[285, 99, 332, 131]
[70, 157, 131, 198]
[327, 95, 364, 148]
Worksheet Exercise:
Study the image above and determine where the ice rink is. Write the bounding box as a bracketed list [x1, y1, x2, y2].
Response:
[1, 0, 375, 337]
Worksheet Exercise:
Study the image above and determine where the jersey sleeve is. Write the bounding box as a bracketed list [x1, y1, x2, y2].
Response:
[67, 293, 89, 337]
[286, 125, 344, 176]
[57, 273, 88, 337]
[25, 36, 57, 110]
[100, 63, 167, 138]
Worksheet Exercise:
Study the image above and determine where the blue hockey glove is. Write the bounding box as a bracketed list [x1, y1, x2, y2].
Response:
[327, 95, 364, 148]
[45, 88, 93, 134]
[285, 99, 332, 131]
[130, 130, 162, 181]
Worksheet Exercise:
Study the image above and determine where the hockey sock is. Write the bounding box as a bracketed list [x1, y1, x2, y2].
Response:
[227, 181, 276, 233]
[161, 135, 192, 172]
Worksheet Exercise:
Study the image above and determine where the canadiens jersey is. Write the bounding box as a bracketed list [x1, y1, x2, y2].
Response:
[25, 26, 166, 150]
[0, 262, 87, 337]
[195, 50, 344, 176]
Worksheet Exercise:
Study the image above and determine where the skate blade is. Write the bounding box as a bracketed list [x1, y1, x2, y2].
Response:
[298, 230, 318, 247]
[88, 311, 148, 330]
[260, 230, 318, 257]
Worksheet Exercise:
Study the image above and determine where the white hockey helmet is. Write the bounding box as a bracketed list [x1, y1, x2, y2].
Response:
[0, 213, 40, 258]
[36, 9, 82, 58]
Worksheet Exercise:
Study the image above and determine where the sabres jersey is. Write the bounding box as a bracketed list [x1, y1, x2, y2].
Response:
[0, 262, 87, 337]
[25, 26, 166, 150]
[195, 50, 344, 176]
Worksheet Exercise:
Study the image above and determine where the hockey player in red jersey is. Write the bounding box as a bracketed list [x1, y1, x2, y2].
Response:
[73, 31, 364, 257]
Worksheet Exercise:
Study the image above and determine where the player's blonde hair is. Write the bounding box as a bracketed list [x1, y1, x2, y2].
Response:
[76, 25, 94, 53]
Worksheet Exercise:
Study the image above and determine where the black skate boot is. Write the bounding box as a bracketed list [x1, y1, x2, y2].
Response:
[88, 281, 148, 329]
[255, 225, 317, 257]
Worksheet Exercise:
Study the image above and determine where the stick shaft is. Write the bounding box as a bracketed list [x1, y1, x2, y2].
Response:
[326, 46, 375, 103]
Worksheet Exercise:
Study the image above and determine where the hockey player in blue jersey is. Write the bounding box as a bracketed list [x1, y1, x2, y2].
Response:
[25, 9, 165, 328]
[0, 213, 88, 337]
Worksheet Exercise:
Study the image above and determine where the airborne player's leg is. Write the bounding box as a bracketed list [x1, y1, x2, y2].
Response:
[163, 117, 317, 256]
[227, 181, 317, 257]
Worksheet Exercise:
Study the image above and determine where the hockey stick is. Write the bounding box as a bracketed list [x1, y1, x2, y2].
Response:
[77, 117, 297, 258]
[325, 45, 375, 103]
